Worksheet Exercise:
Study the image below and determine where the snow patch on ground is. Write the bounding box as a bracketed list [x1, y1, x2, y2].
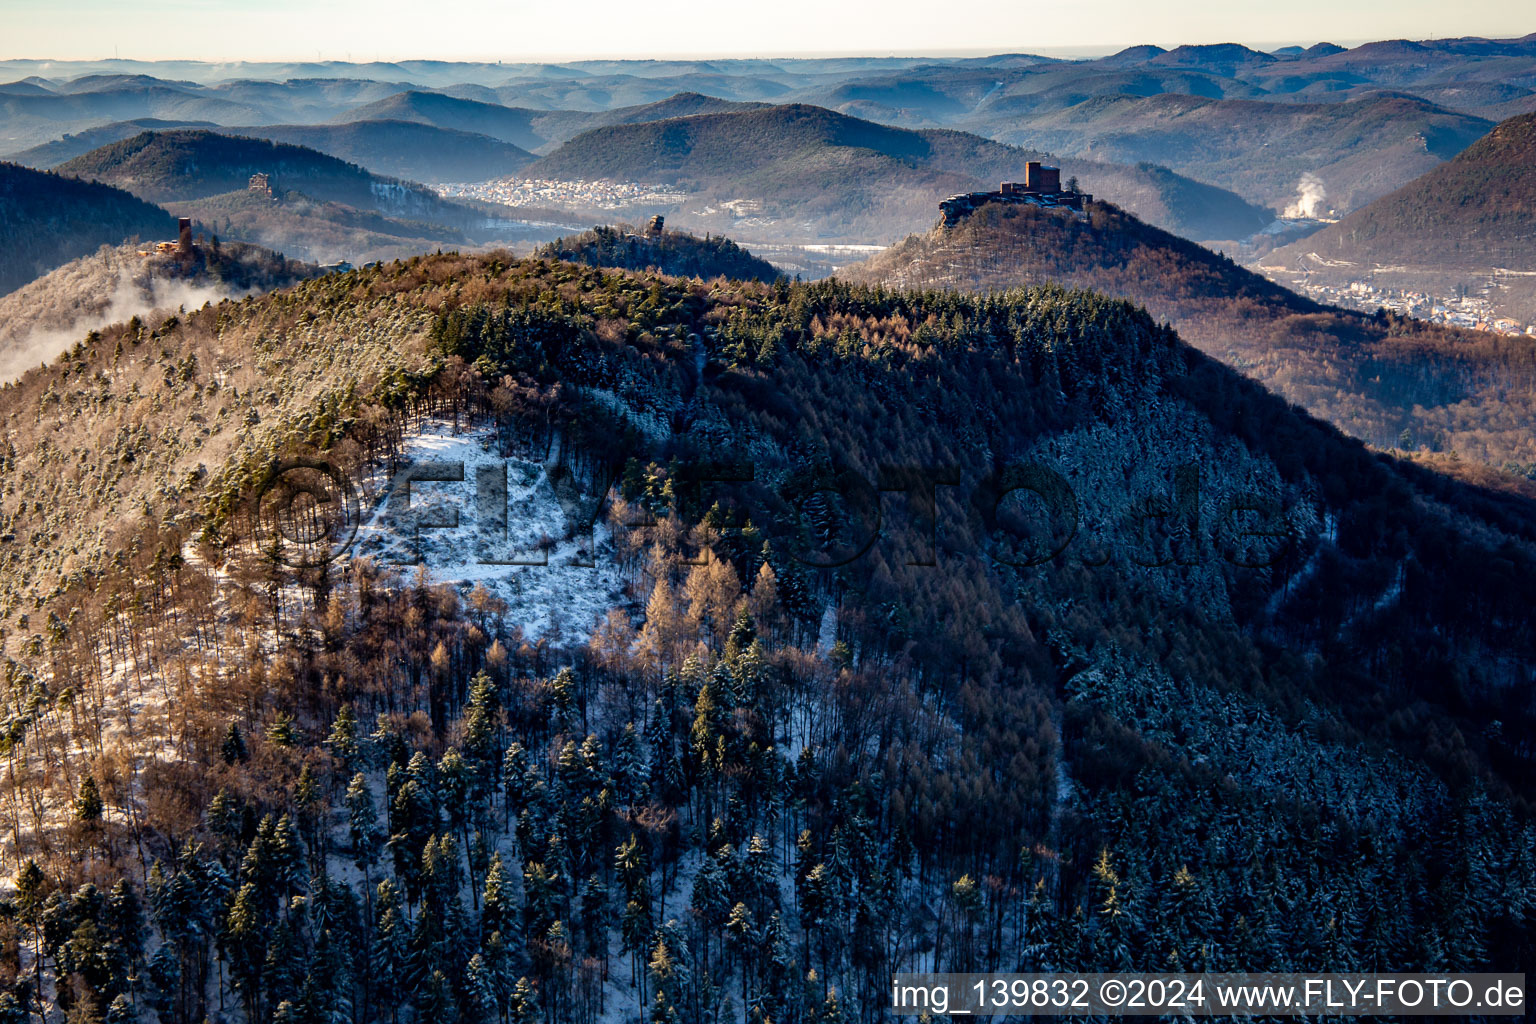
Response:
[349, 421, 627, 642]
[581, 386, 674, 443]
[814, 602, 837, 656]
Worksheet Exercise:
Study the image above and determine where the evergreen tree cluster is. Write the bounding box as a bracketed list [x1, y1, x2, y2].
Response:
[0, 252, 1531, 1023]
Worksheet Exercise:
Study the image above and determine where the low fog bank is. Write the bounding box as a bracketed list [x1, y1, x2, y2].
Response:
[0, 243, 315, 382]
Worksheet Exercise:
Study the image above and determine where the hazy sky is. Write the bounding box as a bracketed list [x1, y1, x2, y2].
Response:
[0, 0, 1531, 61]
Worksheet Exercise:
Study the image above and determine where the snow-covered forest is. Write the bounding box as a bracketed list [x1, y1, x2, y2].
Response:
[0, 254, 1530, 1024]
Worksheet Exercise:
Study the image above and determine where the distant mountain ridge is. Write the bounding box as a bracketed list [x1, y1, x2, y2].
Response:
[329, 89, 768, 154]
[227, 121, 535, 182]
[972, 90, 1492, 212]
[8, 117, 216, 167]
[6, 37, 1536, 224]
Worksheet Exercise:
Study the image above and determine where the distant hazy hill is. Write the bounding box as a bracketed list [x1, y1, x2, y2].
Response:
[55, 128, 429, 206]
[0, 79, 270, 152]
[55, 130, 566, 264]
[797, 62, 1268, 129]
[441, 72, 794, 112]
[524, 92, 771, 151]
[0, 239, 317, 380]
[590, 91, 770, 125]
[0, 76, 419, 155]
[227, 121, 534, 182]
[1147, 42, 1278, 76]
[525, 103, 1273, 243]
[977, 91, 1492, 212]
[535, 224, 780, 282]
[331, 91, 553, 150]
[1262, 112, 1536, 321]
[197, 76, 411, 124]
[8, 117, 215, 167]
[330, 89, 767, 154]
[0, 161, 175, 294]
[844, 199, 1536, 468]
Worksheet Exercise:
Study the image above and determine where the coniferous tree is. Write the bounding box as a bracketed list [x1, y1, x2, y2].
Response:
[326, 705, 362, 776]
[221, 723, 248, 765]
[76, 773, 104, 824]
[481, 853, 515, 947]
[370, 881, 408, 1024]
[346, 773, 382, 898]
[224, 883, 267, 1021]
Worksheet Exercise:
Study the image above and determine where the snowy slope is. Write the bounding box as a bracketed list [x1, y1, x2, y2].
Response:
[350, 421, 628, 641]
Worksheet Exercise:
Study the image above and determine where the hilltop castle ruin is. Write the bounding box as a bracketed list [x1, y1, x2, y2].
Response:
[940, 161, 1091, 225]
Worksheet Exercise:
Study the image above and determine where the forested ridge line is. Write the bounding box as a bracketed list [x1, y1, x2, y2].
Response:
[844, 200, 1536, 473]
[0, 251, 1528, 1024]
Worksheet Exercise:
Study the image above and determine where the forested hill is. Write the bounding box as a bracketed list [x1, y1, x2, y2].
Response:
[7, 118, 216, 169]
[843, 199, 1536, 471]
[534, 224, 780, 282]
[54, 129, 435, 207]
[12, 117, 537, 185]
[1267, 111, 1536, 269]
[845, 194, 1317, 312]
[525, 103, 1274, 243]
[0, 239, 318, 380]
[0, 253, 1532, 1023]
[227, 121, 536, 183]
[329, 89, 767, 154]
[50, 129, 555, 264]
[0, 160, 175, 294]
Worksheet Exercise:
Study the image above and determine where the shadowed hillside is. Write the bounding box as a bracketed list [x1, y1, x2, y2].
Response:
[0, 160, 175, 293]
[844, 199, 1536, 470]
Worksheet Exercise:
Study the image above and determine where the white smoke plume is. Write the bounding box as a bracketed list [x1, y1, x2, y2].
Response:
[0, 249, 246, 383]
[1283, 173, 1327, 220]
